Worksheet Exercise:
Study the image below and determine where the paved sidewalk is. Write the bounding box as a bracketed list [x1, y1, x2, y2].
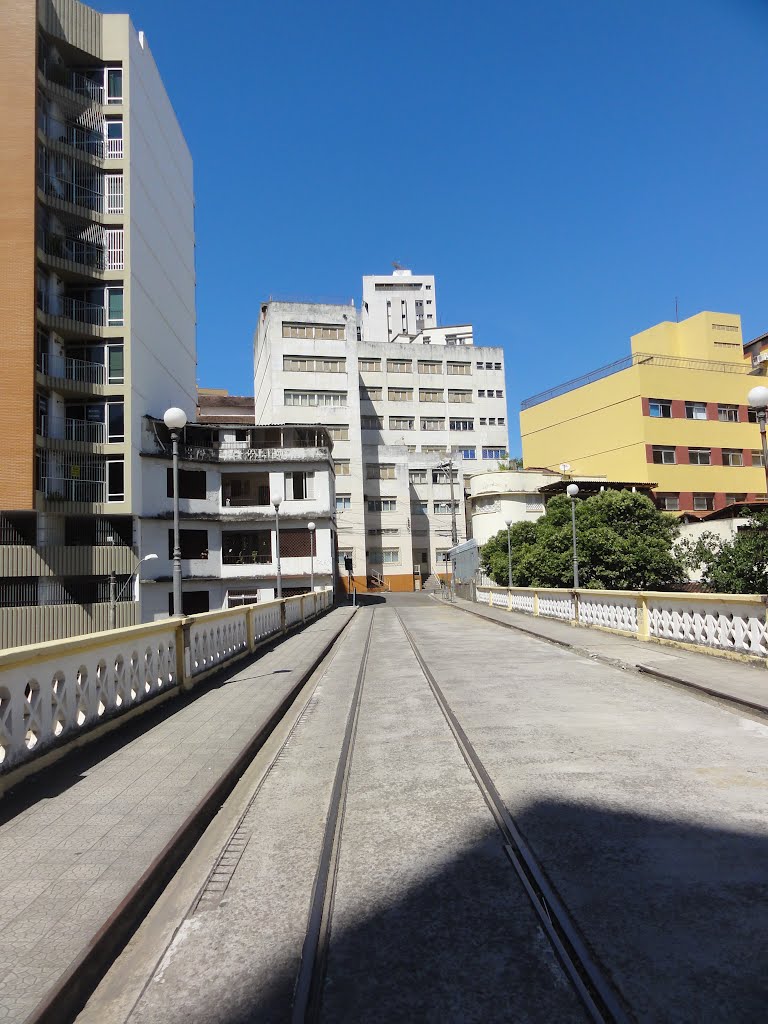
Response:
[0, 607, 353, 1024]
[445, 595, 768, 713]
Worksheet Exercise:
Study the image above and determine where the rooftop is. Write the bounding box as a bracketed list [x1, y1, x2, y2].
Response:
[521, 350, 757, 411]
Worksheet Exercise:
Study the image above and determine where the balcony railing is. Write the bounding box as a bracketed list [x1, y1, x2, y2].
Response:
[40, 476, 107, 503]
[222, 552, 273, 565]
[41, 231, 106, 271]
[38, 352, 107, 387]
[40, 115, 104, 158]
[39, 172, 103, 213]
[59, 296, 105, 327]
[40, 60, 105, 104]
[106, 137, 123, 159]
[39, 414, 106, 443]
[180, 445, 330, 464]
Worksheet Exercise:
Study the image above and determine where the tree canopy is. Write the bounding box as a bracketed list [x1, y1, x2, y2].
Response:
[481, 490, 682, 590]
[677, 510, 768, 594]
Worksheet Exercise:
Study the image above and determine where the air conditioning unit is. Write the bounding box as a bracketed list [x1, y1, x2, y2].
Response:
[752, 351, 768, 367]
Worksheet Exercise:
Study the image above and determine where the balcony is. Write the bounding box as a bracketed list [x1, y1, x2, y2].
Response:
[39, 61, 104, 104]
[181, 445, 330, 464]
[40, 114, 104, 159]
[40, 231, 106, 273]
[39, 172, 103, 214]
[39, 352, 107, 389]
[40, 414, 106, 444]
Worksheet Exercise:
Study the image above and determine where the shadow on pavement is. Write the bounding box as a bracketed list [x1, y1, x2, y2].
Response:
[128, 799, 768, 1024]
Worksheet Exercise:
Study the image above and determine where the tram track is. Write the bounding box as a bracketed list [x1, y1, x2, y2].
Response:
[291, 605, 630, 1024]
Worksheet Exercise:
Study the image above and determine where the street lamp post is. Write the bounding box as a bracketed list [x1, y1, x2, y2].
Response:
[108, 553, 158, 629]
[748, 386, 768, 494]
[163, 407, 188, 616]
[307, 520, 316, 593]
[437, 457, 459, 546]
[505, 517, 513, 589]
[273, 497, 283, 599]
[566, 483, 580, 589]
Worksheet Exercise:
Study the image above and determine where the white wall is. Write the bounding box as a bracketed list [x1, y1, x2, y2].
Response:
[468, 469, 561, 544]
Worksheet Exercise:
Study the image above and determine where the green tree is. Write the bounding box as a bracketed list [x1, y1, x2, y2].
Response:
[684, 510, 768, 594]
[481, 490, 683, 590]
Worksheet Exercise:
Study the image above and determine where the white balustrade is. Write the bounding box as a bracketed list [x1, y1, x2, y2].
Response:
[647, 596, 768, 657]
[473, 584, 768, 661]
[187, 608, 249, 678]
[538, 592, 575, 621]
[578, 594, 638, 634]
[0, 588, 334, 780]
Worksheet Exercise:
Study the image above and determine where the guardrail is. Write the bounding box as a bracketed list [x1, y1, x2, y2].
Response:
[0, 588, 333, 781]
[475, 585, 768, 662]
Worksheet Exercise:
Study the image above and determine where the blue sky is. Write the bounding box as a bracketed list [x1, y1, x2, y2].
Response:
[101, 0, 768, 453]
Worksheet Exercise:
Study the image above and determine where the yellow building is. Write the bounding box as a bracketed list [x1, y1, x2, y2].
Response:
[520, 312, 768, 513]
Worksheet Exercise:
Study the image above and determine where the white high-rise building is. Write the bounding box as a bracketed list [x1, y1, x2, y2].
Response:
[254, 271, 509, 592]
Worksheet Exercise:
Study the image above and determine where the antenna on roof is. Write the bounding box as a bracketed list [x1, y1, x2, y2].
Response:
[675, 296, 679, 322]
[392, 260, 402, 270]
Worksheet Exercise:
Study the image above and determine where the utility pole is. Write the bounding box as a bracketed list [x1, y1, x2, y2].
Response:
[439, 456, 458, 546]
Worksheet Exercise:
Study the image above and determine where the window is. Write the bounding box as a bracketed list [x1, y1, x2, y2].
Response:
[170, 591, 209, 616]
[476, 362, 484, 369]
[222, 531, 271, 564]
[718, 404, 739, 423]
[418, 360, 442, 374]
[360, 385, 382, 401]
[488, 418, 496, 426]
[337, 548, 353, 566]
[652, 446, 676, 465]
[283, 355, 345, 372]
[106, 67, 123, 103]
[494, 362, 502, 370]
[726, 493, 746, 505]
[367, 464, 395, 479]
[685, 401, 707, 420]
[334, 459, 350, 476]
[447, 362, 471, 376]
[478, 389, 486, 398]
[222, 473, 270, 506]
[498, 417, 505, 426]
[420, 417, 445, 431]
[422, 445, 446, 453]
[459, 447, 476, 460]
[367, 528, 399, 536]
[389, 416, 414, 429]
[168, 528, 208, 560]
[282, 322, 345, 340]
[419, 389, 444, 403]
[752, 450, 765, 467]
[367, 498, 397, 512]
[105, 118, 123, 157]
[106, 287, 123, 326]
[280, 529, 314, 557]
[387, 359, 412, 373]
[693, 494, 714, 512]
[434, 500, 459, 514]
[749, 408, 759, 424]
[368, 548, 399, 564]
[450, 418, 474, 431]
[227, 590, 261, 608]
[105, 173, 123, 214]
[167, 468, 206, 500]
[285, 470, 314, 499]
[409, 470, 427, 484]
[107, 458, 124, 501]
[361, 415, 383, 429]
[432, 468, 458, 484]
[387, 387, 413, 402]
[483, 447, 507, 460]
[657, 494, 680, 511]
[649, 399, 672, 418]
[722, 448, 743, 467]
[496, 390, 504, 398]
[411, 500, 428, 514]
[689, 447, 711, 466]
[285, 391, 346, 407]
[448, 390, 472, 403]
[479, 418, 487, 426]
[526, 495, 545, 512]
[336, 494, 351, 511]
[358, 357, 381, 371]
[327, 425, 349, 441]
[107, 401, 124, 442]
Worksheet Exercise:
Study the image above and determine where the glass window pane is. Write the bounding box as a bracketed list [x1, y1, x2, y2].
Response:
[108, 345, 124, 383]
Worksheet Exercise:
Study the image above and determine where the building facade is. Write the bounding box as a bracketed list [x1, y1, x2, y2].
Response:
[0, 0, 196, 643]
[253, 271, 510, 590]
[139, 419, 336, 617]
[467, 469, 560, 545]
[520, 312, 768, 514]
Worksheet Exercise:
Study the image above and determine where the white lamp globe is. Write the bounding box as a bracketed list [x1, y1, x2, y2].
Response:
[163, 407, 187, 430]
[748, 386, 768, 409]
[566, 483, 580, 498]
[307, 521, 316, 532]
[272, 496, 282, 510]
[505, 518, 514, 528]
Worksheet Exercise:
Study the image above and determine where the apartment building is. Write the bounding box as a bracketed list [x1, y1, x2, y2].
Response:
[520, 312, 768, 513]
[139, 419, 336, 616]
[0, 0, 196, 643]
[254, 271, 509, 591]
